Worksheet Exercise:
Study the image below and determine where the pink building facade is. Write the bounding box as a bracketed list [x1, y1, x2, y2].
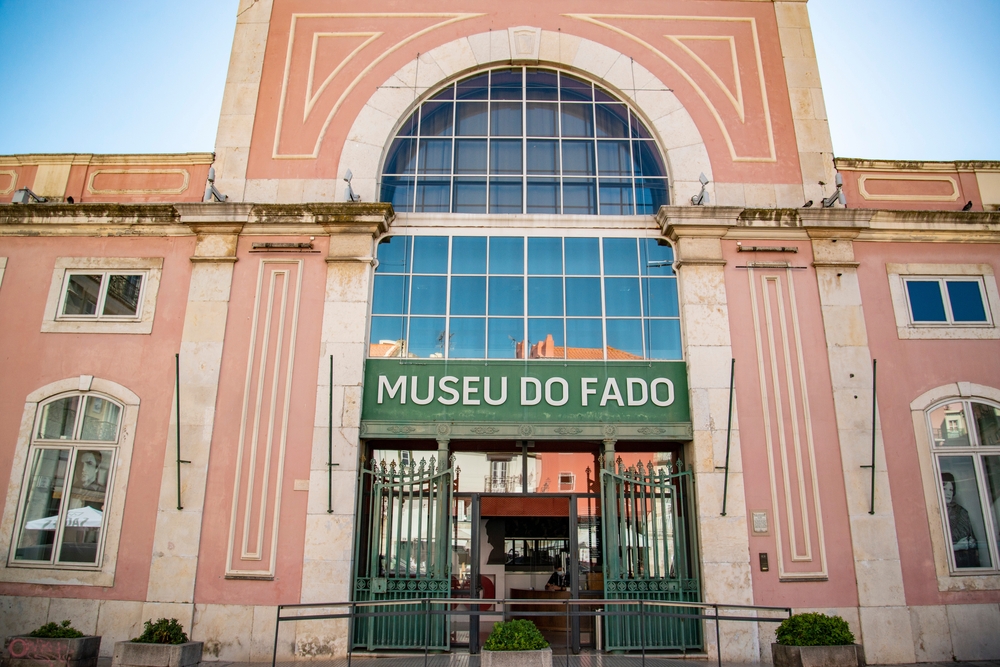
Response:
[1, 0, 999, 662]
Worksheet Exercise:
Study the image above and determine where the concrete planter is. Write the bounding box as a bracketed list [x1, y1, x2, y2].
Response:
[481, 648, 552, 667]
[772, 643, 866, 667]
[111, 641, 203, 667]
[3, 635, 102, 667]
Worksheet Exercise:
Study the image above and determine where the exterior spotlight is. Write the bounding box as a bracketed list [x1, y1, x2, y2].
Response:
[344, 169, 361, 202]
[690, 173, 710, 206]
[821, 173, 846, 208]
[203, 167, 228, 202]
[12, 188, 47, 204]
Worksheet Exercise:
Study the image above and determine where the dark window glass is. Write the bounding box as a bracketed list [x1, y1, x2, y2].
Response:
[529, 318, 564, 349]
[491, 103, 522, 136]
[528, 278, 563, 316]
[563, 180, 597, 214]
[384, 138, 417, 174]
[561, 104, 594, 137]
[599, 180, 634, 215]
[455, 139, 487, 174]
[380, 176, 414, 212]
[490, 140, 522, 174]
[412, 237, 449, 274]
[431, 85, 454, 100]
[491, 69, 522, 100]
[566, 278, 602, 316]
[420, 101, 453, 136]
[452, 237, 487, 274]
[605, 278, 641, 316]
[560, 74, 592, 102]
[562, 142, 595, 175]
[489, 237, 524, 274]
[372, 275, 409, 314]
[488, 318, 523, 358]
[606, 319, 643, 358]
[640, 239, 674, 276]
[565, 238, 600, 275]
[643, 278, 679, 317]
[99, 274, 140, 317]
[408, 317, 447, 357]
[526, 70, 558, 100]
[450, 277, 486, 315]
[453, 179, 487, 213]
[456, 102, 488, 135]
[411, 276, 447, 314]
[527, 179, 560, 213]
[457, 73, 489, 100]
[947, 281, 988, 322]
[598, 141, 632, 176]
[646, 319, 682, 360]
[526, 103, 557, 136]
[489, 277, 524, 316]
[450, 318, 486, 358]
[38, 397, 80, 439]
[633, 140, 665, 177]
[63, 275, 102, 315]
[370, 316, 406, 347]
[527, 140, 559, 175]
[907, 281, 947, 322]
[418, 139, 452, 174]
[489, 179, 523, 214]
[594, 85, 616, 103]
[414, 180, 450, 212]
[630, 112, 651, 139]
[636, 178, 669, 213]
[528, 237, 563, 275]
[375, 236, 411, 273]
[397, 110, 418, 136]
[566, 319, 603, 355]
[603, 238, 639, 275]
[596, 104, 629, 138]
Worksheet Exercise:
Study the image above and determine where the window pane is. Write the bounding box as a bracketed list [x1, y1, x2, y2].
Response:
[490, 69, 522, 100]
[380, 176, 414, 212]
[983, 456, 1000, 556]
[418, 139, 452, 174]
[490, 140, 522, 174]
[80, 398, 121, 441]
[58, 449, 111, 564]
[375, 236, 411, 274]
[430, 85, 454, 101]
[606, 319, 643, 358]
[973, 402, 1000, 446]
[598, 141, 632, 176]
[450, 277, 486, 315]
[907, 280, 947, 322]
[408, 317, 447, 358]
[564, 238, 600, 275]
[489, 237, 524, 274]
[566, 319, 603, 358]
[449, 318, 486, 358]
[605, 278, 641, 316]
[38, 397, 80, 440]
[15, 448, 70, 562]
[455, 102, 488, 136]
[397, 110, 418, 136]
[489, 277, 524, 316]
[561, 105, 594, 137]
[383, 138, 417, 174]
[947, 281, 988, 322]
[420, 101, 453, 136]
[599, 179, 633, 215]
[527, 140, 559, 174]
[488, 318, 524, 358]
[454, 139, 486, 174]
[453, 179, 487, 213]
[528, 277, 563, 316]
[636, 178, 669, 213]
[102, 275, 142, 317]
[489, 179, 523, 214]
[526, 103, 557, 137]
[566, 278, 602, 316]
[528, 318, 564, 353]
[641, 239, 675, 276]
[646, 319, 682, 360]
[491, 103, 522, 136]
[526, 70, 558, 100]
[633, 140, 666, 177]
[410, 276, 447, 314]
[631, 112, 652, 139]
[560, 74, 592, 102]
[63, 274, 103, 316]
[644, 278, 679, 317]
[415, 180, 450, 212]
[372, 275, 409, 315]
[412, 237, 449, 274]
[561, 141, 595, 175]
[370, 317, 406, 356]
[457, 73, 488, 100]
[528, 238, 562, 275]
[563, 179, 596, 215]
[939, 456, 992, 568]
[526, 179, 560, 214]
[603, 238, 639, 275]
[930, 402, 971, 447]
[452, 237, 487, 274]
[596, 104, 629, 138]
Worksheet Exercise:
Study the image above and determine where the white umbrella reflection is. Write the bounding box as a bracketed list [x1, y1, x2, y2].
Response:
[25, 506, 103, 530]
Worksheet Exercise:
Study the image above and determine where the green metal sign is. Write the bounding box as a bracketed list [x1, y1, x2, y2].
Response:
[362, 360, 689, 424]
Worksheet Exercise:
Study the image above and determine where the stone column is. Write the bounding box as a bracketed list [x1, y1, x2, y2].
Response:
[144, 204, 248, 627]
[805, 213, 915, 665]
[661, 207, 756, 661]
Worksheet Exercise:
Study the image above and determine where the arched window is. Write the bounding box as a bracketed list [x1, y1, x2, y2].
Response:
[11, 393, 122, 567]
[380, 68, 668, 215]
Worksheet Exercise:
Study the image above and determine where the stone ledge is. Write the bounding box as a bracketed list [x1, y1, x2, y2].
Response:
[772, 643, 865, 667]
[111, 641, 202, 667]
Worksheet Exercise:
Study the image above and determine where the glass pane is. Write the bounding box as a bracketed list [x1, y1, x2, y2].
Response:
[641, 239, 674, 276]
[384, 137, 417, 174]
[594, 85, 616, 103]
[984, 456, 1000, 558]
[414, 180, 450, 212]
[80, 398, 121, 441]
[606, 319, 643, 358]
[408, 317, 447, 358]
[15, 448, 70, 562]
[38, 397, 80, 440]
[449, 318, 486, 358]
[528, 277, 563, 316]
[457, 73, 489, 100]
[526, 70, 558, 100]
[566, 278, 602, 316]
[430, 85, 454, 101]
[563, 179, 597, 215]
[527, 179, 560, 214]
[527, 140, 559, 174]
[412, 237, 449, 274]
[939, 456, 992, 568]
[489, 179, 523, 214]
[369, 317, 406, 356]
[420, 101, 453, 136]
[646, 319, 682, 360]
[907, 281, 947, 322]
[491, 103, 522, 136]
[947, 281, 988, 322]
[375, 236, 411, 274]
[604, 278, 641, 316]
[488, 318, 524, 359]
[528, 237, 562, 275]
[595, 104, 629, 138]
[397, 110, 418, 136]
[455, 102, 488, 136]
[58, 449, 111, 564]
[929, 402, 970, 447]
[490, 140, 522, 174]
[598, 141, 632, 177]
[566, 319, 603, 358]
[598, 179, 633, 215]
[561, 104, 594, 137]
[636, 178, 669, 213]
[631, 112, 652, 139]
[973, 402, 1000, 446]
[644, 278, 679, 317]
[526, 103, 558, 137]
[562, 142, 595, 175]
[490, 69, 522, 100]
[63, 274, 103, 316]
[450, 277, 486, 315]
[380, 176, 414, 212]
[372, 275, 409, 314]
[410, 276, 447, 314]
[633, 140, 666, 177]
[489, 277, 524, 316]
[102, 275, 142, 317]
[603, 238, 639, 275]
[418, 139, 452, 174]
[452, 237, 487, 274]
[489, 237, 524, 274]
[560, 74, 592, 102]
[565, 238, 600, 275]
[454, 139, 487, 173]
[453, 178, 487, 213]
[528, 318, 564, 356]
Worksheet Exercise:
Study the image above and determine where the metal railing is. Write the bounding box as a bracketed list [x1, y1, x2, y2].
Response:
[273, 597, 791, 667]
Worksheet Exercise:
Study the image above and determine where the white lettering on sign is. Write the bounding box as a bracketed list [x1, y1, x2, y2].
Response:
[581, 378, 598, 406]
[411, 376, 434, 405]
[463, 376, 480, 405]
[521, 377, 541, 405]
[484, 377, 507, 405]
[438, 376, 460, 405]
[600, 378, 624, 407]
[651, 378, 674, 406]
[378, 375, 406, 404]
[627, 378, 648, 406]
[545, 377, 569, 406]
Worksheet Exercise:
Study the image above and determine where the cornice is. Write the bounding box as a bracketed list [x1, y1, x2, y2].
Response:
[835, 157, 1000, 173]
[0, 153, 214, 167]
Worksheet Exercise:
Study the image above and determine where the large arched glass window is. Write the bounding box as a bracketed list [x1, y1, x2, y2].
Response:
[380, 68, 669, 215]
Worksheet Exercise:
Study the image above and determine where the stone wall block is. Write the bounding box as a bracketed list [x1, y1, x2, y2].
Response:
[244, 179, 280, 203]
[192, 603, 253, 662]
[854, 559, 906, 608]
[821, 305, 869, 347]
[538, 30, 581, 66]
[743, 183, 777, 208]
[774, 2, 811, 29]
[946, 603, 1000, 660]
[858, 605, 917, 665]
[908, 605, 953, 663]
[307, 469, 357, 516]
[47, 598, 100, 636]
[775, 184, 806, 208]
[791, 118, 835, 153]
[139, 603, 194, 635]
[0, 596, 51, 638]
[816, 270, 863, 307]
[276, 178, 306, 204]
[322, 302, 369, 343]
[95, 600, 144, 656]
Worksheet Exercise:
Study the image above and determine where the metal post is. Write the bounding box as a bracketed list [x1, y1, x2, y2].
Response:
[869, 359, 877, 514]
[424, 599, 430, 667]
[174, 353, 189, 510]
[715, 604, 722, 667]
[271, 606, 280, 667]
[470, 494, 481, 654]
[639, 600, 646, 667]
[328, 355, 334, 514]
[720, 358, 736, 515]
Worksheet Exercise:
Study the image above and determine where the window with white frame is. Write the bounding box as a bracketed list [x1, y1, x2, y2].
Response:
[11, 393, 122, 568]
[558, 472, 575, 491]
[927, 399, 1000, 573]
[905, 277, 991, 325]
[60, 271, 146, 320]
[886, 263, 1000, 340]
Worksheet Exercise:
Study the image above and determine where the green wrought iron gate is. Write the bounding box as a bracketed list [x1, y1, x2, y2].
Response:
[601, 457, 701, 651]
[352, 456, 453, 650]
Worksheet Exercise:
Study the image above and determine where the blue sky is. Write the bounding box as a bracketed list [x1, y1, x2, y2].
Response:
[0, 0, 998, 161]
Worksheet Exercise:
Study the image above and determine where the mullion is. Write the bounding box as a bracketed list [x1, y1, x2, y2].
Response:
[598, 238, 608, 360]
[973, 453, 999, 569]
[51, 446, 79, 564]
[444, 239, 453, 358]
[939, 279, 956, 323]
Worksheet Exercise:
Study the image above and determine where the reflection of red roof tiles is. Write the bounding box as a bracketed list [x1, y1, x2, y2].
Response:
[527, 333, 642, 360]
[369, 342, 408, 357]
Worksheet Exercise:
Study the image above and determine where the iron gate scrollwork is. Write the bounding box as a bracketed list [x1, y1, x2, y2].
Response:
[601, 457, 702, 651]
[352, 455, 454, 650]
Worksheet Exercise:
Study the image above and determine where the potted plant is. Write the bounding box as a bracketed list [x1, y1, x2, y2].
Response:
[772, 612, 865, 667]
[4, 620, 101, 667]
[481, 619, 551, 667]
[111, 619, 202, 667]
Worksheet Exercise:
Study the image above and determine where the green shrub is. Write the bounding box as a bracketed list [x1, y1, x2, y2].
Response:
[776, 612, 855, 646]
[131, 618, 189, 645]
[483, 619, 549, 651]
[28, 620, 85, 639]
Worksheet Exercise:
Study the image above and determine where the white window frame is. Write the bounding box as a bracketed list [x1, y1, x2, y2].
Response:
[887, 263, 1000, 340]
[42, 257, 163, 334]
[0, 377, 139, 587]
[558, 472, 575, 491]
